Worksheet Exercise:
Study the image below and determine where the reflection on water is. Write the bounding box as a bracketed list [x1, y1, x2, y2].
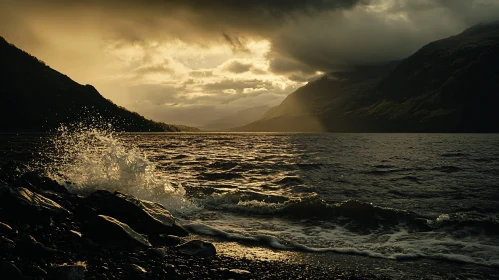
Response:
[1, 132, 499, 270]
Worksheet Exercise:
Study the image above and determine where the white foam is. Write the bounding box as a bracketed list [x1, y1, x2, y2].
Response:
[46, 125, 199, 216]
[184, 214, 499, 267]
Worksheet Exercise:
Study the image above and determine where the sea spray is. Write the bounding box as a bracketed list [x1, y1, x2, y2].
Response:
[45, 124, 198, 215]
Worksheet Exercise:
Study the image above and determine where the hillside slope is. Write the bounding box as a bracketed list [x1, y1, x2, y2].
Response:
[0, 37, 189, 132]
[236, 22, 499, 132]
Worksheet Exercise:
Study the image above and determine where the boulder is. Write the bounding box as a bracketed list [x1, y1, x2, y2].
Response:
[86, 190, 188, 236]
[148, 247, 168, 258]
[82, 215, 152, 248]
[17, 234, 57, 258]
[148, 234, 183, 247]
[0, 221, 13, 234]
[0, 261, 24, 279]
[19, 172, 68, 194]
[0, 186, 71, 223]
[222, 268, 251, 278]
[129, 264, 147, 274]
[176, 240, 216, 258]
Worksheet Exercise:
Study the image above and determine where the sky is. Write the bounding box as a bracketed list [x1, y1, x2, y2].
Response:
[1, 0, 499, 127]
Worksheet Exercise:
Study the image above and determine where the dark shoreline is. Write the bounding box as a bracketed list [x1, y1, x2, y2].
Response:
[1, 162, 498, 280]
[0, 163, 385, 280]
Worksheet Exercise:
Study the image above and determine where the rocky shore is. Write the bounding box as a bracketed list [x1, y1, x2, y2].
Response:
[0, 162, 386, 280]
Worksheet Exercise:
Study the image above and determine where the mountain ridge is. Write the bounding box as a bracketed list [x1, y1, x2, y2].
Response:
[235, 22, 499, 132]
[0, 36, 197, 132]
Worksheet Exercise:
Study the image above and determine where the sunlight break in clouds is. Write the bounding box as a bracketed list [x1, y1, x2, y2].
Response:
[1, 0, 498, 126]
[102, 38, 310, 126]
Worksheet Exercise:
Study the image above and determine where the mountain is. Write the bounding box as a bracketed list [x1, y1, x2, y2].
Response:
[0, 37, 196, 132]
[235, 22, 499, 132]
[201, 105, 270, 131]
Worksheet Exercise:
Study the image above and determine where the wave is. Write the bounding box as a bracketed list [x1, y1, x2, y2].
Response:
[185, 222, 499, 267]
[43, 124, 197, 216]
[197, 192, 430, 232]
[195, 190, 499, 236]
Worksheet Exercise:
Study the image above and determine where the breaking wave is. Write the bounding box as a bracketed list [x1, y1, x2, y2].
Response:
[44, 124, 196, 215]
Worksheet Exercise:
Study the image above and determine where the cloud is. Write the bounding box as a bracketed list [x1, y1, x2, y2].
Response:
[225, 60, 253, 73]
[1, 0, 498, 126]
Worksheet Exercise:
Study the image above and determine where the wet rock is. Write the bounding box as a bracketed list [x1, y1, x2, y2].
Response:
[148, 247, 168, 258]
[69, 229, 83, 238]
[0, 235, 16, 254]
[51, 264, 86, 280]
[17, 234, 57, 258]
[0, 186, 71, 223]
[86, 190, 188, 237]
[0, 239, 16, 253]
[176, 240, 216, 258]
[19, 171, 69, 194]
[0, 261, 24, 279]
[0, 221, 13, 233]
[129, 263, 147, 274]
[82, 215, 152, 248]
[164, 264, 181, 280]
[149, 234, 183, 247]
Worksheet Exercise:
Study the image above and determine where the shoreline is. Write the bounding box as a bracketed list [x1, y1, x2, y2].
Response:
[0, 166, 386, 280]
[1, 162, 497, 279]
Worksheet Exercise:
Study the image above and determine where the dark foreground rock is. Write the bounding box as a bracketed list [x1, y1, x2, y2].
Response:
[83, 215, 152, 248]
[0, 186, 71, 224]
[86, 190, 189, 237]
[0, 168, 388, 280]
[176, 240, 217, 258]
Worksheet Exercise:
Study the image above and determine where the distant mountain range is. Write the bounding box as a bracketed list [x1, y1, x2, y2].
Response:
[235, 22, 499, 132]
[201, 105, 270, 131]
[0, 37, 198, 132]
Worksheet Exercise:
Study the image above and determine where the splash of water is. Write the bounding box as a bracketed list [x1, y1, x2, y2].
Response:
[46, 123, 196, 215]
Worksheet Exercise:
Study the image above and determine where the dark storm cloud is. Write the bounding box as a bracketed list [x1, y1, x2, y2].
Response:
[2, 0, 499, 73]
[268, 56, 316, 75]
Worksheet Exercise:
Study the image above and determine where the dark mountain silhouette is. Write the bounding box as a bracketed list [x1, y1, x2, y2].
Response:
[0, 37, 196, 132]
[235, 21, 499, 132]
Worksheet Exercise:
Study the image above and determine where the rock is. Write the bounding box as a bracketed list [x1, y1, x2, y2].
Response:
[0, 239, 16, 253]
[82, 215, 152, 248]
[148, 247, 168, 258]
[176, 240, 217, 258]
[0, 186, 71, 223]
[86, 190, 188, 236]
[164, 264, 180, 280]
[19, 172, 68, 194]
[0, 261, 24, 279]
[148, 234, 183, 247]
[51, 264, 86, 280]
[69, 229, 83, 238]
[0, 221, 13, 233]
[129, 264, 147, 274]
[0, 235, 16, 254]
[17, 234, 57, 258]
[228, 269, 251, 277]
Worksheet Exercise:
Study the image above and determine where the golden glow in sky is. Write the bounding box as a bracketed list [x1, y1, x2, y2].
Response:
[2, 0, 497, 126]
